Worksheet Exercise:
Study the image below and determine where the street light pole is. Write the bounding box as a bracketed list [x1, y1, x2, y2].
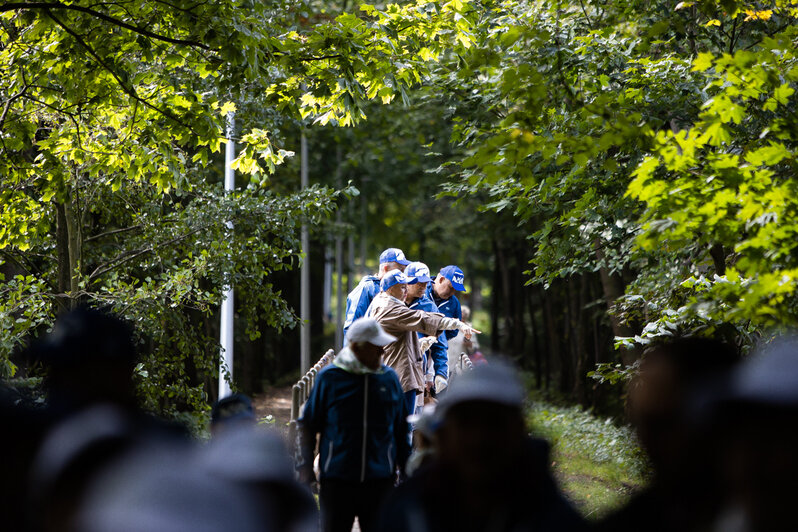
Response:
[300, 131, 310, 374]
[335, 145, 344, 350]
[218, 112, 235, 399]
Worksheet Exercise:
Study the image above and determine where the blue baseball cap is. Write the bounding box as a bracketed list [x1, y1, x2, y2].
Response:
[439, 265, 466, 292]
[379, 248, 411, 266]
[405, 262, 433, 284]
[381, 269, 407, 291]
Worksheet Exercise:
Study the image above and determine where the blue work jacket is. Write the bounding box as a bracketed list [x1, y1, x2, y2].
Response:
[342, 275, 380, 346]
[296, 351, 411, 482]
[408, 295, 449, 379]
[429, 286, 463, 341]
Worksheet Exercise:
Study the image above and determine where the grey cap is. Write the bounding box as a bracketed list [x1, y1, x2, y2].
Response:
[197, 425, 294, 483]
[77, 444, 265, 532]
[437, 360, 525, 417]
[28, 405, 135, 513]
[347, 317, 396, 347]
[727, 335, 798, 406]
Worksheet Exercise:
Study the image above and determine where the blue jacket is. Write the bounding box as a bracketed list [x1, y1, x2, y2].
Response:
[342, 275, 380, 346]
[429, 286, 462, 341]
[296, 348, 411, 482]
[408, 295, 448, 379]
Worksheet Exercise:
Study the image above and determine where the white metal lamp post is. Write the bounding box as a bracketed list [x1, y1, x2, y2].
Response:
[218, 112, 235, 399]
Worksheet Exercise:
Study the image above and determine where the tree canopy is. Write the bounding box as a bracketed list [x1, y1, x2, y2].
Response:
[0, 0, 477, 418]
[4, 0, 798, 413]
[427, 0, 798, 367]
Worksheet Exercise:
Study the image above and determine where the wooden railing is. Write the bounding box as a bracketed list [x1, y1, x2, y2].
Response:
[288, 349, 335, 446]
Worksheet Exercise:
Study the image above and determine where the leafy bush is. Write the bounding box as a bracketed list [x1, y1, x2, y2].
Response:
[528, 402, 648, 478]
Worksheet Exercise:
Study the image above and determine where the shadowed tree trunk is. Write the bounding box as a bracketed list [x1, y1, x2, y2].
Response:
[594, 241, 637, 366]
[56, 195, 81, 311]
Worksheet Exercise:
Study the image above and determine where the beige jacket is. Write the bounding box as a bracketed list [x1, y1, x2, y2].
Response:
[367, 292, 445, 393]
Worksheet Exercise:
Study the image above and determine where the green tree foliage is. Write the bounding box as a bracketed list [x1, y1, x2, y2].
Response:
[428, 0, 798, 375]
[0, 0, 477, 416]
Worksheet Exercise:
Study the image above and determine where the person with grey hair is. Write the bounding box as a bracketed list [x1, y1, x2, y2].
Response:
[296, 317, 411, 532]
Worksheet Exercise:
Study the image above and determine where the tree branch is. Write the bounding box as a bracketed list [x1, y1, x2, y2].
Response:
[0, 82, 29, 130]
[88, 225, 207, 280]
[84, 224, 143, 242]
[728, 14, 738, 54]
[0, 2, 212, 50]
[578, 0, 594, 30]
[44, 10, 203, 134]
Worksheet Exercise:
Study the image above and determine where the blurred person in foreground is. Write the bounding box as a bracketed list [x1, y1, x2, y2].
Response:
[296, 317, 411, 532]
[378, 360, 585, 532]
[368, 269, 478, 418]
[199, 423, 317, 532]
[22, 307, 190, 531]
[708, 335, 798, 532]
[0, 385, 49, 532]
[209, 392, 256, 436]
[342, 247, 411, 346]
[32, 307, 140, 417]
[75, 441, 266, 532]
[595, 337, 740, 532]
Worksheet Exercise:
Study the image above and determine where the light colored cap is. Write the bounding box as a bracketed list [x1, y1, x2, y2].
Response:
[437, 360, 525, 417]
[347, 318, 397, 347]
[379, 248, 411, 265]
[405, 262, 433, 284]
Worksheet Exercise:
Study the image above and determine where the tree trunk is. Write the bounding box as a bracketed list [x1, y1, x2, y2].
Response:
[559, 281, 574, 394]
[55, 202, 71, 310]
[64, 198, 81, 295]
[490, 240, 502, 352]
[495, 241, 517, 355]
[709, 243, 726, 276]
[526, 284, 542, 389]
[513, 248, 527, 357]
[56, 197, 81, 311]
[594, 241, 636, 366]
[571, 275, 588, 404]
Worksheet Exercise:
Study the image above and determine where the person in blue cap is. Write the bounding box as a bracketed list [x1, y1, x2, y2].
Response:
[342, 248, 411, 346]
[405, 262, 449, 397]
[429, 265, 467, 340]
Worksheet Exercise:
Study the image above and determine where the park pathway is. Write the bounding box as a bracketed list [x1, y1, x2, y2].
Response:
[252, 385, 293, 440]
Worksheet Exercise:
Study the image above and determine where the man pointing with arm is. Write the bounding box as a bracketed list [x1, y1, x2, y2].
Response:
[369, 269, 479, 418]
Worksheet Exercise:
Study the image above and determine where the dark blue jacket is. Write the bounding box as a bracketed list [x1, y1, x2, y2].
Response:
[429, 286, 462, 341]
[408, 295, 448, 379]
[296, 354, 410, 482]
[342, 276, 380, 346]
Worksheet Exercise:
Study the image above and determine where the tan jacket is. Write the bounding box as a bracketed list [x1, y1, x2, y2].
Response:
[368, 292, 444, 393]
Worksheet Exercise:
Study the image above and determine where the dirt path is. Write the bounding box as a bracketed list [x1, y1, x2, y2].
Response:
[252, 385, 294, 439]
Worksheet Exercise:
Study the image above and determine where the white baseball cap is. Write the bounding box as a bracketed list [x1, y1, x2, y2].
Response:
[347, 318, 397, 347]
